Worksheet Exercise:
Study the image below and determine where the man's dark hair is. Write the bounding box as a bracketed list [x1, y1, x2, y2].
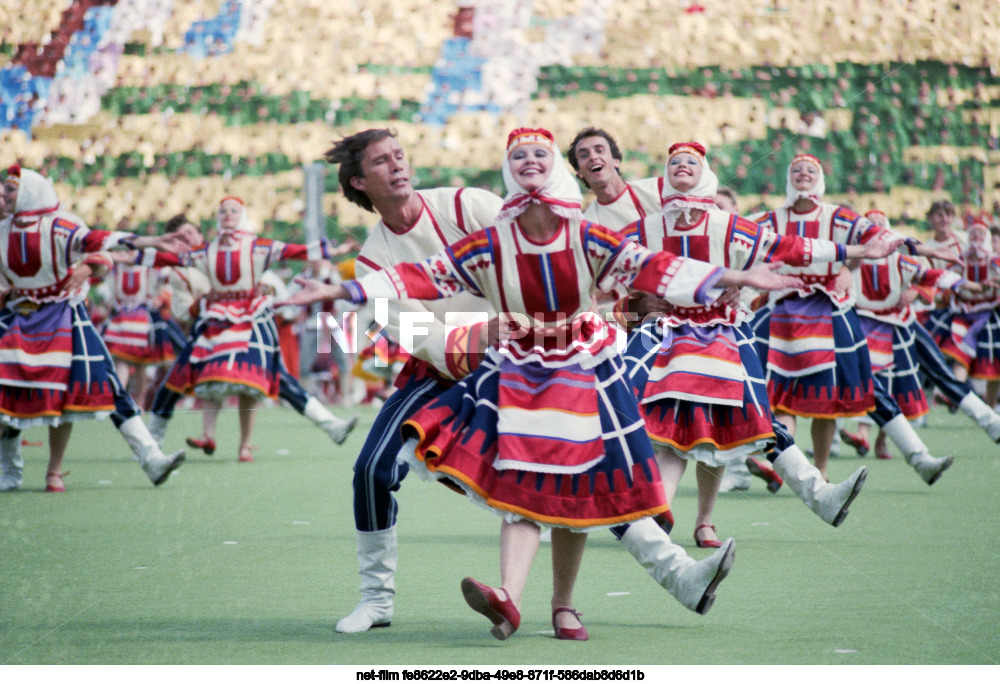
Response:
[164, 213, 191, 233]
[716, 186, 738, 211]
[567, 127, 623, 188]
[324, 128, 397, 213]
[927, 199, 955, 218]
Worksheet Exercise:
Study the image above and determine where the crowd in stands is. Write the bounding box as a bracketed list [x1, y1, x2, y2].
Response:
[1, 1, 999, 238]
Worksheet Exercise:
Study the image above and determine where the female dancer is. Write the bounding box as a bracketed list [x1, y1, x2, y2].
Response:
[844, 212, 979, 459]
[148, 196, 355, 462]
[934, 220, 1000, 406]
[284, 128, 804, 641]
[0, 165, 185, 492]
[100, 258, 178, 406]
[618, 143, 895, 544]
[753, 155, 955, 481]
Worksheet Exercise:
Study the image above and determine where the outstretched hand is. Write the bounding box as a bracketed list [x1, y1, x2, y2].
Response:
[60, 264, 94, 294]
[724, 262, 806, 292]
[274, 277, 346, 307]
[863, 237, 906, 259]
[924, 244, 963, 266]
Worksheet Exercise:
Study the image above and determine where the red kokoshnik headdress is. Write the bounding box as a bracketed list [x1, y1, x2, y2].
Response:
[495, 127, 583, 224]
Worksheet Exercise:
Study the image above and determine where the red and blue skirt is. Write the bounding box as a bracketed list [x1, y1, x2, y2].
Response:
[0, 301, 119, 428]
[859, 317, 928, 419]
[761, 293, 875, 418]
[102, 306, 178, 366]
[622, 319, 774, 465]
[399, 345, 668, 531]
[165, 300, 281, 401]
[939, 309, 1000, 380]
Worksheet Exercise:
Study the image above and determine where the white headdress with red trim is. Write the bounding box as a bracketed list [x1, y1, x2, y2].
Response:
[216, 195, 256, 235]
[495, 127, 583, 224]
[967, 219, 992, 258]
[784, 154, 826, 207]
[7, 164, 60, 227]
[659, 142, 719, 227]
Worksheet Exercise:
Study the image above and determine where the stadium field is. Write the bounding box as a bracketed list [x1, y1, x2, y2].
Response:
[1, 404, 997, 666]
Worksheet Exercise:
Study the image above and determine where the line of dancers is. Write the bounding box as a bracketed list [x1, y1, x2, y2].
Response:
[3, 124, 997, 643]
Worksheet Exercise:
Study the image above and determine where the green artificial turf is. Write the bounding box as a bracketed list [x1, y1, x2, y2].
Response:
[1, 404, 998, 665]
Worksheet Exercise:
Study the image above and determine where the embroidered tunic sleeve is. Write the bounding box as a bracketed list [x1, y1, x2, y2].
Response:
[345, 231, 491, 303]
[583, 222, 725, 307]
[726, 215, 845, 270]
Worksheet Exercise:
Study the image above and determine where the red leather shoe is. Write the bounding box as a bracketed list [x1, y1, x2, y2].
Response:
[45, 471, 68, 493]
[694, 523, 723, 548]
[185, 436, 217, 455]
[460, 577, 520, 641]
[237, 446, 255, 462]
[552, 607, 588, 641]
[654, 509, 675, 534]
[746, 457, 783, 493]
[839, 429, 870, 456]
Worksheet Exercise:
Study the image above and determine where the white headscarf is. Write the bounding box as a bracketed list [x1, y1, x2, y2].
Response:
[783, 153, 826, 207]
[7, 165, 60, 227]
[659, 142, 719, 227]
[216, 195, 257, 243]
[495, 128, 582, 224]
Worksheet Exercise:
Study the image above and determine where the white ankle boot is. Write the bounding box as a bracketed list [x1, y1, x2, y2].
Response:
[772, 446, 867, 526]
[119, 416, 185, 485]
[304, 397, 358, 445]
[881, 414, 953, 485]
[957, 392, 1000, 442]
[619, 517, 735, 615]
[337, 527, 397, 633]
[0, 431, 23, 491]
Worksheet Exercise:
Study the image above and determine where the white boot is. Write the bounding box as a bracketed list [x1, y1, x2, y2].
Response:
[303, 397, 358, 445]
[336, 527, 397, 633]
[772, 446, 866, 526]
[719, 461, 752, 492]
[0, 430, 23, 491]
[119, 416, 185, 485]
[881, 414, 954, 485]
[147, 414, 169, 446]
[619, 517, 734, 615]
[957, 392, 1000, 442]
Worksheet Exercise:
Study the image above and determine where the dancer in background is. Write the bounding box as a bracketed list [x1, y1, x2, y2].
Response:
[0, 165, 185, 492]
[144, 196, 357, 462]
[752, 155, 956, 485]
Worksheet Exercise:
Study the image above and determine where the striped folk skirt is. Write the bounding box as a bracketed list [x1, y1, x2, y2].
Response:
[859, 317, 929, 419]
[165, 310, 281, 402]
[0, 301, 120, 428]
[760, 293, 875, 418]
[622, 319, 774, 466]
[399, 346, 668, 531]
[939, 309, 1000, 380]
[102, 306, 178, 366]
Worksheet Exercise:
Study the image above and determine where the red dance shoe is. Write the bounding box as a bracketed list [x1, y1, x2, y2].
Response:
[694, 523, 723, 548]
[839, 429, 870, 456]
[185, 436, 217, 456]
[45, 471, 68, 493]
[237, 446, 255, 462]
[746, 457, 783, 493]
[552, 607, 588, 641]
[460, 577, 520, 641]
